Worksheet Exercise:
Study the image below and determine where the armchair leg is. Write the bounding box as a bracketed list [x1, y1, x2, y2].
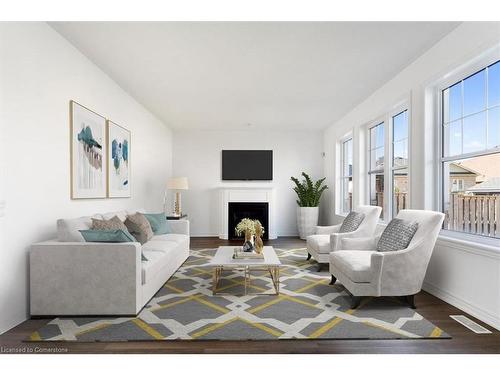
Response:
[306, 253, 311, 261]
[329, 275, 336, 285]
[406, 294, 416, 309]
[350, 296, 362, 309]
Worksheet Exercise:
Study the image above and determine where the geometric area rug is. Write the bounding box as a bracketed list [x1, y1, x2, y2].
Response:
[28, 248, 449, 341]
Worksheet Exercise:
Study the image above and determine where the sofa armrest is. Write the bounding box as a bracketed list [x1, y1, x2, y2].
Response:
[372, 239, 428, 296]
[30, 241, 142, 315]
[168, 219, 189, 236]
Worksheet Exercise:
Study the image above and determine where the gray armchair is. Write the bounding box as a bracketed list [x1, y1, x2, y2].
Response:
[329, 209, 445, 308]
[306, 205, 382, 271]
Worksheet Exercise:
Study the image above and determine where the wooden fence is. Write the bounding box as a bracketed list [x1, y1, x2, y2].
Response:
[371, 192, 407, 215]
[445, 194, 500, 237]
[394, 192, 407, 215]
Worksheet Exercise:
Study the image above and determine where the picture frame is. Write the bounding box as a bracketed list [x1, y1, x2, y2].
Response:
[107, 120, 131, 198]
[70, 100, 107, 199]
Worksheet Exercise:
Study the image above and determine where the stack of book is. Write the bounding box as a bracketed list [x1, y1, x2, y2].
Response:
[232, 248, 264, 259]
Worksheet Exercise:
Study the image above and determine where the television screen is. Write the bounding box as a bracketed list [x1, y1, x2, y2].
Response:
[222, 150, 273, 180]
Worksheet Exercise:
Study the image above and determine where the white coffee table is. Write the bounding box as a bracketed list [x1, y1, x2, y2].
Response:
[209, 246, 281, 295]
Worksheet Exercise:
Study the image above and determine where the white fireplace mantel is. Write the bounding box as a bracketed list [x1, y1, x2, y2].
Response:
[219, 187, 277, 240]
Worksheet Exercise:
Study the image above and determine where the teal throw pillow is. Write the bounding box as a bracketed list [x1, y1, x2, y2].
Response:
[79, 229, 136, 243]
[144, 213, 169, 235]
[80, 229, 148, 261]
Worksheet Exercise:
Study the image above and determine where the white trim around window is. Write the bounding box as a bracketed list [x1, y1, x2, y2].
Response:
[364, 100, 411, 222]
[435, 49, 500, 240]
[339, 134, 353, 215]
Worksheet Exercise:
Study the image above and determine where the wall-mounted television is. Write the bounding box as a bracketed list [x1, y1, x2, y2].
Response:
[222, 150, 273, 181]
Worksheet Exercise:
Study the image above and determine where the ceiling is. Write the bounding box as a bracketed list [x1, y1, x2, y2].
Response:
[51, 22, 460, 131]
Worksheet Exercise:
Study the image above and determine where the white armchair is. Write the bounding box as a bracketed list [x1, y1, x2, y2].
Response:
[306, 205, 382, 271]
[329, 209, 445, 309]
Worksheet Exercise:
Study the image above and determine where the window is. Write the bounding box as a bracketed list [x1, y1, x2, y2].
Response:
[340, 137, 353, 213]
[451, 178, 464, 192]
[441, 60, 500, 238]
[392, 110, 409, 217]
[368, 122, 385, 219]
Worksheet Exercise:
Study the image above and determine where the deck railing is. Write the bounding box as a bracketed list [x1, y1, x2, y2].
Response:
[370, 192, 407, 215]
[445, 193, 500, 237]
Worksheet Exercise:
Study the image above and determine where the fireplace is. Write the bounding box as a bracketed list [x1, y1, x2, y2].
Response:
[228, 202, 269, 240]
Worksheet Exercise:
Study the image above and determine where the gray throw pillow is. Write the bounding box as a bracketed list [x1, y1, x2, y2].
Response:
[125, 212, 154, 245]
[376, 218, 419, 252]
[339, 211, 365, 233]
[91, 216, 127, 231]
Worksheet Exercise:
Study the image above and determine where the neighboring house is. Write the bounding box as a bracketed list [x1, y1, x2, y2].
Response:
[466, 176, 500, 195]
[459, 153, 500, 182]
[448, 163, 482, 193]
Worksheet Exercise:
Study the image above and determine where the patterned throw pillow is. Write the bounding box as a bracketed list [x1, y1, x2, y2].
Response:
[91, 216, 127, 231]
[339, 211, 366, 233]
[376, 218, 419, 252]
[125, 212, 154, 244]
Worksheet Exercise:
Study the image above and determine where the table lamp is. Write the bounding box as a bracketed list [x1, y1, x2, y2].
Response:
[166, 177, 189, 216]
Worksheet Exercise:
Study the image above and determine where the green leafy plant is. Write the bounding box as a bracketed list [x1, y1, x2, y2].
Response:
[291, 172, 328, 207]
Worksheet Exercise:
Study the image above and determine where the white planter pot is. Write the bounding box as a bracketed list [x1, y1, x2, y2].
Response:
[297, 207, 319, 239]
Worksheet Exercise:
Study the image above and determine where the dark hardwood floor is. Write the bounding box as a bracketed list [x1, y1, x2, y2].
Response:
[0, 237, 498, 354]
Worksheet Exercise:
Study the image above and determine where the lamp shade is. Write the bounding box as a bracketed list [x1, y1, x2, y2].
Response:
[167, 177, 189, 190]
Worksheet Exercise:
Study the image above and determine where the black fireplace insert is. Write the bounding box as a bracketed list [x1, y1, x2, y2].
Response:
[228, 202, 269, 240]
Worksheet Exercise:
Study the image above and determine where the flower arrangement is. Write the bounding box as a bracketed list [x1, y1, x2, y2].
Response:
[235, 218, 257, 237]
[235, 218, 265, 252]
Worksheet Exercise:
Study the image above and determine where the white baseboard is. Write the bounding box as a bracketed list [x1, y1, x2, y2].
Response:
[423, 281, 500, 331]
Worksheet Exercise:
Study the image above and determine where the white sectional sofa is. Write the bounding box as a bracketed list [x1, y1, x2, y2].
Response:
[30, 209, 189, 316]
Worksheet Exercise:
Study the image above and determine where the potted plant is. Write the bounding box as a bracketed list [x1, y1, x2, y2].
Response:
[291, 172, 328, 239]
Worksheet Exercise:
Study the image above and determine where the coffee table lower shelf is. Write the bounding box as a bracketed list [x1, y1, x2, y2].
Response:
[212, 265, 280, 296]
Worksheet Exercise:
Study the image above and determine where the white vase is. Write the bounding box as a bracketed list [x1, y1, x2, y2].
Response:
[297, 207, 319, 239]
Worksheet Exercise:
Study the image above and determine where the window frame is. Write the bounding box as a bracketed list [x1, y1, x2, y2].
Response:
[365, 102, 411, 222]
[367, 119, 386, 219]
[436, 55, 500, 239]
[391, 108, 410, 218]
[339, 135, 353, 215]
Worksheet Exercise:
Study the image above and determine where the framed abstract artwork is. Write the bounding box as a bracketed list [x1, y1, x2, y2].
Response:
[70, 101, 107, 199]
[107, 120, 131, 198]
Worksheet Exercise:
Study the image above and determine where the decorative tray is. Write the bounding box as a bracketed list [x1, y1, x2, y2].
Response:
[232, 248, 264, 259]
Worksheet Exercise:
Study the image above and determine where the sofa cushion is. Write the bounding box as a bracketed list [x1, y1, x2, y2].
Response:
[330, 250, 374, 283]
[101, 210, 128, 222]
[339, 211, 365, 233]
[92, 216, 128, 231]
[150, 233, 189, 245]
[56, 214, 103, 242]
[125, 212, 154, 245]
[144, 213, 169, 235]
[141, 246, 177, 285]
[126, 208, 146, 216]
[142, 239, 179, 253]
[306, 234, 331, 254]
[377, 218, 418, 252]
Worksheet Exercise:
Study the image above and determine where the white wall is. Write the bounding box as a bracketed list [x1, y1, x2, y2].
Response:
[173, 130, 324, 237]
[322, 22, 500, 329]
[0, 23, 173, 334]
